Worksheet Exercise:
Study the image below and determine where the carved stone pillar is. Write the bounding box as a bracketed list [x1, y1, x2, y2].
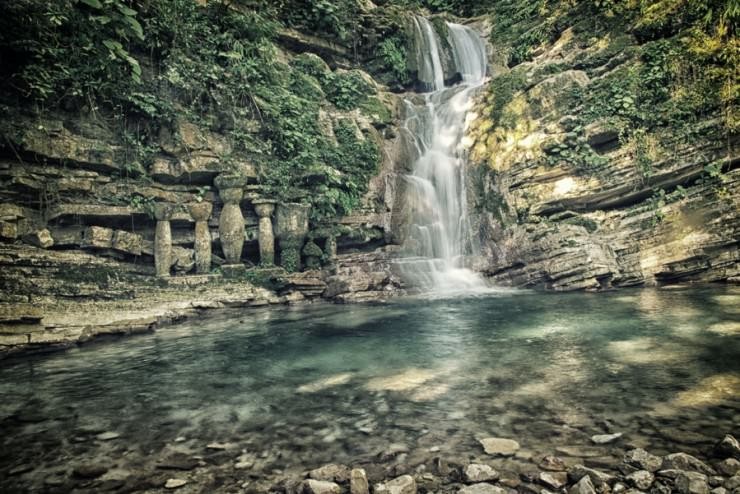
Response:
[188, 202, 213, 274]
[215, 175, 247, 265]
[275, 203, 310, 272]
[253, 199, 276, 266]
[153, 203, 175, 278]
[325, 234, 338, 261]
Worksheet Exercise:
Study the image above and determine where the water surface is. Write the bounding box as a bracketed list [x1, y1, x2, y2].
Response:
[1, 287, 739, 492]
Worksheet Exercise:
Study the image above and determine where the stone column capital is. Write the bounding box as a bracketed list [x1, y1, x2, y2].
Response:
[188, 201, 213, 222]
[153, 202, 176, 221]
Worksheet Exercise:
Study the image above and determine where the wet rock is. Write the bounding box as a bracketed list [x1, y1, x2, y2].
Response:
[623, 448, 662, 472]
[675, 471, 709, 494]
[458, 483, 506, 494]
[557, 446, 605, 458]
[568, 465, 615, 487]
[164, 478, 188, 489]
[709, 476, 725, 487]
[569, 475, 596, 494]
[725, 476, 740, 490]
[498, 471, 521, 488]
[96, 431, 120, 441]
[718, 458, 740, 476]
[479, 437, 520, 456]
[206, 442, 235, 450]
[663, 453, 716, 475]
[309, 464, 351, 483]
[157, 453, 200, 471]
[464, 464, 499, 483]
[539, 455, 567, 471]
[302, 479, 341, 494]
[612, 482, 627, 494]
[374, 474, 416, 494]
[350, 468, 369, 494]
[539, 471, 568, 489]
[715, 435, 740, 460]
[72, 464, 109, 479]
[591, 432, 623, 444]
[711, 487, 727, 494]
[626, 470, 654, 490]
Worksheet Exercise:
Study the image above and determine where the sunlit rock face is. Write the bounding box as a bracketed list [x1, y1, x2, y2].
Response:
[464, 25, 739, 291]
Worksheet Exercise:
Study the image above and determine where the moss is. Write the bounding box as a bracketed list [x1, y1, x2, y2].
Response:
[302, 240, 323, 258]
[359, 97, 393, 127]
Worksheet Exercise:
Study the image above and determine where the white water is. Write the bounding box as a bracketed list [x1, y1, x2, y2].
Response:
[398, 18, 489, 295]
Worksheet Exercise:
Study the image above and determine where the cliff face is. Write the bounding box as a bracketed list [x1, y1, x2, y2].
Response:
[464, 4, 738, 290]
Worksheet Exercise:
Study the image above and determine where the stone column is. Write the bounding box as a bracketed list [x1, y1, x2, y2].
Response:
[325, 234, 338, 261]
[253, 199, 276, 266]
[275, 203, 310, 272]
[215, 175, 247, 266]
[153, 203, 175, 278]
[188, 202, 213, 274]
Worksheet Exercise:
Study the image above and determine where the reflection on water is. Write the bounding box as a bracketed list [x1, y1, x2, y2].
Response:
[1, 287, 739, 491]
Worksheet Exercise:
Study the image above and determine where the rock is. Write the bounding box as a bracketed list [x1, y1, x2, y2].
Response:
[591, 432, 623, 444]
[711, 488, 727, 494]
[676, 471, 709, 494]
[22, 229, 54, 248]
[623, 448, 662, 472]
[626, 470, 654, 490]
[206, 442, 235, 450]
[96, 431, 120, 441]
[0, 221, 18, 239]
[112, 230, 142, 255]
[709, 476, 725, 487]
[556, 446, 605, 458]
[164, 478, 188, 489]
[303, 479, 341, 494]
[715, 435, 740, 460]
[83, 226, 114, 249]
[458, 483, 506, 494]
[663, 453, 716, 475]
[309, 464, 351, 483]
[539, 471, 568, 489]
[157, 453, 200, 471]
[479, 437, 520, 456]
[725, 476, 740, 490]
[612, 482, 627, 493]
[72, 464, 108, 479]
[568, 465, 615, 487]
[539, 455, 567, 471]
[718, 458, 740, 476]
[374, 475, 416, 494]
[464, 464, 499, 483]
[350, 468, 369, 494]
[569, 475, 596, 494]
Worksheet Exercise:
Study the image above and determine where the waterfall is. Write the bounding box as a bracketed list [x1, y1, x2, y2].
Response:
[397, 17, 489, 295]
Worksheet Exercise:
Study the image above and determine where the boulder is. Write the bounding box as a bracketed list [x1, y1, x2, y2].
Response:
[350, 468, 369, 494]
[624, 448, 663, 472]
[539, 471, 568, 489]
[112, 230, 143, 256]
[0, 221, 18, 239]
[717, 458, 740, 476]
[82, 226, 114, 249]
[171, 246, 195, 273]
[675, 471, 709, 494]
[479, 437, 520, 456]
[464, 464, 499, 483]
[626, 470, 654, 490]
[725, 476, 740, 490]
[715, 435, 740, 460]
[568, 464, 615, 487]
[309, 464, 351, 483]
[374, 475, 416, 494]
[569, 475, 596, 494]
[302, 479, 341, 494]
[663, 453, 715, 475]
[458, 483, 506, 494]
[22, 229, 54, 249]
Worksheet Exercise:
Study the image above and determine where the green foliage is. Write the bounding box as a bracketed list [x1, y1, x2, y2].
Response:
[243, 269, 289, 291]
[324, 70, 374, 110]
[377, 37, 412, 85]
[487, 69, 528, 128]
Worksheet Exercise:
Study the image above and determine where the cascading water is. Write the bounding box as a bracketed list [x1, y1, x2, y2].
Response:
[397, 17, 489, 295]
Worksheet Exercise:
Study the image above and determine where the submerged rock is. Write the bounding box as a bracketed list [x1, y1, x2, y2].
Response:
[539, 455, 567, 471]
[715, 435, 740, 460]
[662, 453, 715, 475]
[568, 464, 615, 487]
[164, 478, 188, 489]
[309, 464, 351, 483]
[591, 432, 623, 444]
[72, 464, 108, 479]
[539, 471, 568, 489]
[569, 475, 596, 494]
[479, 437, 520, 456]
[464, 464, 499, 483]
[96, 431, 120, 441]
